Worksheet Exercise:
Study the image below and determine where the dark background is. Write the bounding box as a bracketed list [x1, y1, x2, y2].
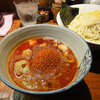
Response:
[0, 0, 16, 12]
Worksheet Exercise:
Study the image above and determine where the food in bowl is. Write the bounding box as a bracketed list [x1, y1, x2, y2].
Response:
[68, 10, 100, 43]
[8, 37, 78, 91]
[0, 24, 92, 94]
[59, 2, 100, 44]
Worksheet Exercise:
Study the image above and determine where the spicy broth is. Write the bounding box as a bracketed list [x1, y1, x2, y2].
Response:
[8, 37, 78, 91]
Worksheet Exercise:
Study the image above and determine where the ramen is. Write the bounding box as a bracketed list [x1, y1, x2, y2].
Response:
[8, 37, 78, 91]
[68, 10, 100, 43]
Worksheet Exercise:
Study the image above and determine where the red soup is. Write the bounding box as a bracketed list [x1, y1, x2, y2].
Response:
[8, 37, 78, 91]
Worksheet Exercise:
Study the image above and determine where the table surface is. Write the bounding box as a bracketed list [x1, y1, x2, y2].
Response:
[0, 19, 100, 100]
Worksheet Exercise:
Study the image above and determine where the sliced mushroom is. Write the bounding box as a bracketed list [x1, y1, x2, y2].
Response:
[22, 49, 32, 58]
[58, 44, 68, 52]
[14, 60, 30, 76]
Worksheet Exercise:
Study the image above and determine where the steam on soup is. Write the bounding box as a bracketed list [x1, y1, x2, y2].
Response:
[8, 37, 78, 91]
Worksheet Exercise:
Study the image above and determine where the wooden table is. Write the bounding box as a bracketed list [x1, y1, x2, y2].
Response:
[0, 19, 100, 100]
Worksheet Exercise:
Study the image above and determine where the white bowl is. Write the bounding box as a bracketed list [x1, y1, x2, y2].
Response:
[0, 24, 92, 94]
[57, 4, 100, 50]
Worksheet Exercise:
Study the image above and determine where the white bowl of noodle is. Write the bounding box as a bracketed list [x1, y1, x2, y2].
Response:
[57, 4, 100, 50]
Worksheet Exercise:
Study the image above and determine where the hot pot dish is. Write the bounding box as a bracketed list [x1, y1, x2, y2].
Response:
[0, 25, 92, 94]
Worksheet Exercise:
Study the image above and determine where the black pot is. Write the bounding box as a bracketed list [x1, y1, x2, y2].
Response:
[0, 12, 4, 27]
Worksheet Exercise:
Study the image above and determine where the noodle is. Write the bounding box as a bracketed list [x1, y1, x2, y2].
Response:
[68, 10, 100, 43]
